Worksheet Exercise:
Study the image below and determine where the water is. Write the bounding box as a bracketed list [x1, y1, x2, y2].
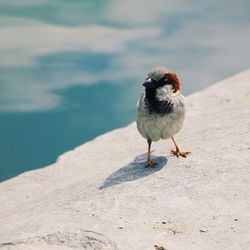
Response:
[0, 1, 250, 181]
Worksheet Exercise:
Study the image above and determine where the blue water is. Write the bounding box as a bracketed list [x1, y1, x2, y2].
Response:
[0, 1, 250, 181]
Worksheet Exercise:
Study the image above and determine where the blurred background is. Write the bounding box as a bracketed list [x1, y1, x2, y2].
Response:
[0, 0, 249, 181]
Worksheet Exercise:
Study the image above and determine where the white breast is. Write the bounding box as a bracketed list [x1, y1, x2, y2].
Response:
[136, 90, 186, 142]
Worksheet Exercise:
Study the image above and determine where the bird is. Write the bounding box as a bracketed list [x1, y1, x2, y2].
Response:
[136, 66, 190, 167]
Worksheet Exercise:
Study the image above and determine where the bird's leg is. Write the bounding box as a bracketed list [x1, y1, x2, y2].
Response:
[146, 139, 156, 167]
[170, 137, 191, 158]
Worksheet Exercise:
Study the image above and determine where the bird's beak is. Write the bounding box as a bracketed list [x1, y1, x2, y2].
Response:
[143, 78, 154, 88]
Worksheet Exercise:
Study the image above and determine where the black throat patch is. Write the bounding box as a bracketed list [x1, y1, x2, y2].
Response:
[145, 87, 173, 115]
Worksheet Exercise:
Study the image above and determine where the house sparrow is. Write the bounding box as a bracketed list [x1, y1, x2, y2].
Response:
[136, 67, 190, 167]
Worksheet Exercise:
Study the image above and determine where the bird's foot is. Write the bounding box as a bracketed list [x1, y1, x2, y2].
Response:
[171, 149, 191, 158]
[146, 160, 157, 168]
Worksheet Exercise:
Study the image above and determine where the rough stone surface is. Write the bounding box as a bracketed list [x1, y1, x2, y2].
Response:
[0, 70, 250, 250]
[0, 230, 116, 250]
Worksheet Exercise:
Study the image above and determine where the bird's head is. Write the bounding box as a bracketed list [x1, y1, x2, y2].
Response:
[143, 66, 180, 93]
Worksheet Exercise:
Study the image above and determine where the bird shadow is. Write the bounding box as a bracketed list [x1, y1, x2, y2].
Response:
[99, 153, 168, 189]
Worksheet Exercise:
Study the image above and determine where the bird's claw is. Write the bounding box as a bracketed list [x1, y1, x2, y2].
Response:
[171, 149, 191, 158]
[146, 160, 157, 168]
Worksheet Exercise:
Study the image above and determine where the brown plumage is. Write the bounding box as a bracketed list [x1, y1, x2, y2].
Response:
[164, 72, 180, 93]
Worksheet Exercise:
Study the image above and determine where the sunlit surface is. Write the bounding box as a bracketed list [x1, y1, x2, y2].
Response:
[0, 1, 250, 181]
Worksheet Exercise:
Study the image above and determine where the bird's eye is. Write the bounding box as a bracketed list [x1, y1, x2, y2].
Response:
[164, 78, 168, 82]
